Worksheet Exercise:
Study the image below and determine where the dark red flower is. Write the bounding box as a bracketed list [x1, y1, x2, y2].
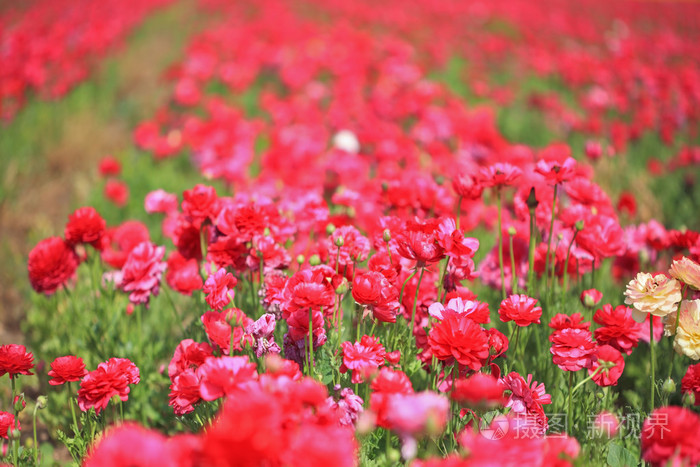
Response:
[0, 344, 34, 378]
[48, 355, 87, 385]
[64, 207, 106, 248]
[549, 328, 597, 372]
[78, 358, 140, 414]
[681, 363, 700, 405]
[28, 237, 79, 295]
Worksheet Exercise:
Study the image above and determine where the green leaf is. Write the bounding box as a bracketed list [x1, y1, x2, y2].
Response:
[607, 443, 637, 467]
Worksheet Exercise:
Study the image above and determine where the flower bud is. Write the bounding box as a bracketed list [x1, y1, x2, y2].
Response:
[580, 289, 603, 308]
[507, 226, 516, 236]
[334, 236, 345, 248]
[309, 254, 321, 266]
[335, 278, 350, 295]
[382, 229, 391, 243]
[13, 394, 25, 413]
[662, 377, 676, 394]
[387, 448, 400, 463]
[9, 428, 20, 441]
[296, 254, 305, 265]
[263, 227, 271, 236]
[575, 220, 585, 231]
[683, 391, 696, 407]
[36, 396, 48, 410]
[326, 223, 336, 235]
[526, 187, 538, 210]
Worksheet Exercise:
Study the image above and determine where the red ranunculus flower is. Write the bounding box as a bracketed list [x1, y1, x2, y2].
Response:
[104, 180, 129, 207]
[641, 406, 700, 467]
[78, 358, 140, 414]
[593, 304, 642, 355]
[681, 363, 700, 405]
[182, 184, 219, 229]
[395, 219, 445, 265]
[64, 206, 106, 249]
[352, 271, 400, 323]
[203, 268, 237, 311]
[589, 345, 625, 387]
[370, 368, 414, 429]
[197, 356, 258, 401]
[168, 339, 213, 379]
[498, 294, 542, 327]
[165, 251, 203, 296]
[28, 237, 79, 295]
[48, 355, 87, 385]
[451, 373, 506, 409]
[0, 344, 34, 378]
[84, 423, 180, 467]
[549, 328, 597, 372]
[549, 312, 590, 331]
[428, 311, 489, 370]
[479, 163, 522, 188]
[580, 289, 603, 308]
[0, 411, 18, 439]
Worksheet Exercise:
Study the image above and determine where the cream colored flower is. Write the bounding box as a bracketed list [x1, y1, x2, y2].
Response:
[673, 299, 700, 360]
[669, 256, 700, 291]
[624, 272, 682, 323]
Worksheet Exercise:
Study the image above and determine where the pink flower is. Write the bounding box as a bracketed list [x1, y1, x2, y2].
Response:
[203, 268, 237, 311]
[498, 294, 542, 327]
[78, 358, 140, 414]
[120, 242, 167, 306]
[550, 328, 597, 372]
[197, 356, 258, 401]
[144, 189, 178, 214]
[341, 335, 387, 384]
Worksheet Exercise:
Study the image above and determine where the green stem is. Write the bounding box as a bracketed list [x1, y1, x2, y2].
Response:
[456, 195, 463, 230]
[436, 257, 450, 303]
[668, 286, 687, 380]
[398, 268, 417, 305]
[560, 230, 579, 307]
[497, 189, 506, 300]
[409, 268, 426, 337]
[509, 233, 518, 294]
[11, 376, 19, 464]
[567, 371, 573, 434]
[650, 316, 656, 412]
[544, 184, 558, 289]
[33, 404, 39, 465]
[308, 307, 315, 376]
[527, 207, 537, 296]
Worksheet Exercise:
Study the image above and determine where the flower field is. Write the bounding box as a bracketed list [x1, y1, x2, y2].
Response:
[1, 0, 700, 465]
